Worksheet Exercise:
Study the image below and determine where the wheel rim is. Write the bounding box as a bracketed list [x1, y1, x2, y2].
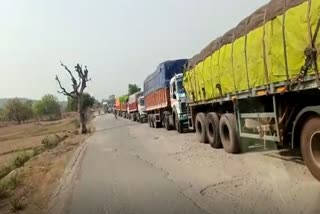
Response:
[222, 124, 230, 145]
[310, 131, 320, 167]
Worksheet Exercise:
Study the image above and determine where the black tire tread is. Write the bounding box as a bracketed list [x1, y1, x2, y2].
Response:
[195, 113, 208, 143]
[219, 113, 240, 154]
[300, 117, 320, 182]
[206, 112, 222, 148]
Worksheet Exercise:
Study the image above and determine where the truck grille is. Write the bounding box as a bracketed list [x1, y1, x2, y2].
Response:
[181, 102, 187, 113]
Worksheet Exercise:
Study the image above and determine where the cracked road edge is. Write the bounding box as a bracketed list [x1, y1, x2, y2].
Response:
[47, 140, 89, 214]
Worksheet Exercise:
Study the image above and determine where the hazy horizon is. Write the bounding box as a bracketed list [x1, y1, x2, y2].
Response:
[0, 0, 269, 101]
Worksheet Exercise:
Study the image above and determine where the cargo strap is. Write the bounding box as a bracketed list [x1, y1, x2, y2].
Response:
[286, 16, 320, 92]
[216, 84, 223, 104]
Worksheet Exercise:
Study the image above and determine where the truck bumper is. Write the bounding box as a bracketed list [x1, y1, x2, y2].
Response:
[179, 114, 189, 128]
[179, 119, 189, 128]
[139, 114, 148, 123]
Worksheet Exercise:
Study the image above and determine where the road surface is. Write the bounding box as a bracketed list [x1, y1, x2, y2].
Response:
[62, 114, 320, 214]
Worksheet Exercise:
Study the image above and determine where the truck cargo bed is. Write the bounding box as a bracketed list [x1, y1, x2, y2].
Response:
[184, 0, 320, 104]
[145, 88, 170, 111]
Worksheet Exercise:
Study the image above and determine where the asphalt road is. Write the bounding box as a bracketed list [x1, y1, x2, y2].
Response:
[63, 114, 320, 214]
[64, 115, 207, 214]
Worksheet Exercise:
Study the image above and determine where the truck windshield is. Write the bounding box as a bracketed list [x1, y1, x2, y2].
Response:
[177, 80, 184, 93]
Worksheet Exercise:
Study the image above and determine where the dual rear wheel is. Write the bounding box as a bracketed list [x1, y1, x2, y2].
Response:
[194, 112, 320, 182]
[148, 114, 161, 128]
[195, 112, 240, 154]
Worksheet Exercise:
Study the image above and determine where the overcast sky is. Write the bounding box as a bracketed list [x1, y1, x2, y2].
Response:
[0, 0, 268, 100]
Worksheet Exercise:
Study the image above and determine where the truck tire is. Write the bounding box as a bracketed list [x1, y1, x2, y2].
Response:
[174, 109, 183, 133]
[151, 116, 155, 128]
[219, 114, 240, 154]
[176, 120, 183, 133]
[300, 116, 320, 182]
[195, 113, 208, 143]
[164, 115, 172, 131]
[206, 112, 222, 148]
[148, 115, 152, 128]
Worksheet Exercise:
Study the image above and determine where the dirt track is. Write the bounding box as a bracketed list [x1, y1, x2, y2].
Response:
[61, 114, 320, 214]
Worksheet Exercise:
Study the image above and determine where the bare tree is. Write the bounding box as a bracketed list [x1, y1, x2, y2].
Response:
[55, 62, 91, 134]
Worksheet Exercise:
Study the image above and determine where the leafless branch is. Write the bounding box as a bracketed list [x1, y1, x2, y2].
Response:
[55, 75, 76, 98]
[60, 61, 78, 91]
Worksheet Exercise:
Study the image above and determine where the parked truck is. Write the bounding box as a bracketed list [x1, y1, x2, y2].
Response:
[144, 59, 188, 132]
[115, 96, 128, 118]
[183, 0, 320, 181]
[127, 91, 147, 123]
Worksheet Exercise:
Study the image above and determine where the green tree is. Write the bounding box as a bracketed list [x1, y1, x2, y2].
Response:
[67, 93, 95, 112]
[66, 97, 77, 112]
[20, 102, 34, 122]
[0, 108, 5, 121]
[4, 98, 33, 124]
[33, 94, 61, 120]
[128, 84, 141, 95]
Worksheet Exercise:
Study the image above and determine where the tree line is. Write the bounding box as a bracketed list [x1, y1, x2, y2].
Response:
[0, 93, 96, 124]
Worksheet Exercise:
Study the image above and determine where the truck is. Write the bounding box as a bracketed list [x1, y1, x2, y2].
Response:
[143, 59, 188, 132]
[127, 91, 147, 123]
[183, 0, 320, 182]
[102, 102, 112, 114]
[115, 96, 128, 118]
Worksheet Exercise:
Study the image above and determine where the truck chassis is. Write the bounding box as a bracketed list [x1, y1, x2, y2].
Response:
[188, 76, 320, 181]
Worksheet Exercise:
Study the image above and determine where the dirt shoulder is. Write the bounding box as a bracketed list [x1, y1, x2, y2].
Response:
[0, 113, 94, 214]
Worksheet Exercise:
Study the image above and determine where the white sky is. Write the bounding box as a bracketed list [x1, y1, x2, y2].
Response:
[0, 0, 269, 100]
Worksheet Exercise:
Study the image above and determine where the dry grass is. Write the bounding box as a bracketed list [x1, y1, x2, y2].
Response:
[0, 115, 78, 165]
[0, 112, 92, 213]
[10, 196, 25, 212]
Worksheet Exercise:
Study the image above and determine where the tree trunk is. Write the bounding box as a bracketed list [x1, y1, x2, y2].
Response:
[78, 95, 87, 134]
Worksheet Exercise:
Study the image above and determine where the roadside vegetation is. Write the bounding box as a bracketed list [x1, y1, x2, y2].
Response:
[0, 61, 97, 213]
[0, 72, 97, 213]
[0, 112, 94, 213]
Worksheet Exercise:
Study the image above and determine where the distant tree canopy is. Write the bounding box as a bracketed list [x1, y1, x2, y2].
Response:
[119, 95, 129, 103]
[67, 93, 95, 112]
[4, 98, 33, 124]
[0, 108, 4, 121]
[128, 84, 141, 96]
[107, 94, 116, 105]
[33, 94, 61, 120]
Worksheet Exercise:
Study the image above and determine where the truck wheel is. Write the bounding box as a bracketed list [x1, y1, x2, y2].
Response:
[195, 113, 208, 143]
[148, 115, 152, 128]
[174, 111, 183, 133]
[164, 116, 171, 131]
[151, 116, 155, 128]
[206, 113, 222, 148]
[300, 117, 320, 182]
[176, 119, 183, 133]
[219, 114, 240, 154]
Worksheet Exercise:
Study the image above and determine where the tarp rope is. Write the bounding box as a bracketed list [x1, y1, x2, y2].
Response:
[286, 0, 320, 91]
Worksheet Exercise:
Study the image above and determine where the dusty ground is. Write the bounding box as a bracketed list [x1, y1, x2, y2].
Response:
[0, 113, 93, 214]
[61, 114, 320, 214]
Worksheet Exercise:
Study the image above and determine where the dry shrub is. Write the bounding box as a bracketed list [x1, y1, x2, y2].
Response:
[41, 134, 65, 149]
[10, 196, 25, 212]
